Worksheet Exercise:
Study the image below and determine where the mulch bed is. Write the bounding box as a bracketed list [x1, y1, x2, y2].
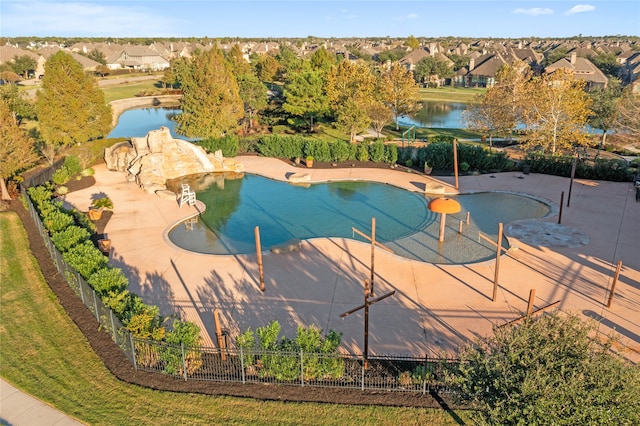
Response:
[6, 170, 459, 409]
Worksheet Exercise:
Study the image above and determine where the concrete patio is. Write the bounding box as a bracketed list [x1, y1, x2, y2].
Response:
[62, 156, 640, 363]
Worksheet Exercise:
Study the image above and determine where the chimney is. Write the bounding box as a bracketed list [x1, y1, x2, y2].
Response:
[518, 41, 522, 49]
[570, 52, 577, 65]
[469, 58, 475, 71]
[429, 42, 436, 56]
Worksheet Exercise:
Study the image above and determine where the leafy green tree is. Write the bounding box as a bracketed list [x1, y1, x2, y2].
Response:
[376, 48, 408, 64]
[275, 45, 303, 83]
[542, 47, 569, 67]
[379, 62, 420, 130]
[405, 35, 420, 50]
[0, 84, 36, 125]
[225, 44, 251, 76]
[0, 98, 39, 200]
[175, 46, 244, 138]
[11, 54, 37, 78]
[613, 88, 640, 145]
[253, 54, 280, 82]
[86, 48, 106, 65]
[309, 47, 335, 74]
[446, 53, 469, 71]
[237, 73, 267, 131]
[588, 52, 621, 78]
[283, 68, 328, 131]
[367, 102, 392, 137]
[588, 78, 622, 151]
[164, 57, 190, 89]
[521, 69, 593, 154]
[35, 51, 112, 147]
[326, 61, 376, 142]
[414, 56, 454, 87]
[449, 312, 640, 425]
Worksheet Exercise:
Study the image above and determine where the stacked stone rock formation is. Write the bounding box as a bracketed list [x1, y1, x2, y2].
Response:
[104, 127, 244, 194]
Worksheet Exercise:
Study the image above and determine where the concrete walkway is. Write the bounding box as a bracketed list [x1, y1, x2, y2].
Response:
[0, 379, 84, 425]
[60, 157, 639, 362]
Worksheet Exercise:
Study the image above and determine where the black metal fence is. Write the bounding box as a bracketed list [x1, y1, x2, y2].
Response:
[22, 177, 458, 395]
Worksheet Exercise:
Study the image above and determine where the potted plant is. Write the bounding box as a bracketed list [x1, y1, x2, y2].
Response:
[88, 196, 113, 221]
[306, 156, 314, 168]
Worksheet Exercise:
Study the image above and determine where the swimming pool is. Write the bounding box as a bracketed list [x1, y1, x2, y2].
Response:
[167, 173, 551, 264]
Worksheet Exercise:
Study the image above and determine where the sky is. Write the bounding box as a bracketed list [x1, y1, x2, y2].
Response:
[1, 0, 638, 39]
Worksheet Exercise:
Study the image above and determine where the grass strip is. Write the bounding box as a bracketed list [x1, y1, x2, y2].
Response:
[0, 211, 469, 425]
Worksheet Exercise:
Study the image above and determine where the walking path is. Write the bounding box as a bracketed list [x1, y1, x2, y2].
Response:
[0, 379, 84, 425]
[60, 156, 640, 362]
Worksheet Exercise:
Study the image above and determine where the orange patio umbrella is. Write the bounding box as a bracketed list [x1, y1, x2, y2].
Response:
[428, 197, 461, 242]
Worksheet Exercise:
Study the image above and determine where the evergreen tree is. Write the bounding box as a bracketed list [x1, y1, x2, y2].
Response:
[237, 73, 267, 131]
[283, 67, 328, 131]
[175, 46, 244, 138]
[588, 78, 622, 151]
[35, 51, 112, 147]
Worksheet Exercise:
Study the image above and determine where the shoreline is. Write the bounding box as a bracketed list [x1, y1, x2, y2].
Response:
[109, 95, 181, 127]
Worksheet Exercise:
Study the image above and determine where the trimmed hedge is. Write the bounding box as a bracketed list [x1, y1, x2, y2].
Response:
[525, 154, 634, 182]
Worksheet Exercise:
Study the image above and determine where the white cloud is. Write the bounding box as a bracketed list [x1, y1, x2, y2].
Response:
[513, 7, 554, 16]
[393, 13, 420, 21]
[1, 1, 183, 37]
[564, 4, 596, 15]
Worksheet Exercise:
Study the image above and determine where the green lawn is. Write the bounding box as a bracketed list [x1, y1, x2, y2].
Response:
[102, 80, 165, 103]
[0, 210, 470, 425]
[418, 87, 486, 103]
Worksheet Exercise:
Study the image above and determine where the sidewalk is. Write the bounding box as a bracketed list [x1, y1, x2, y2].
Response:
[0, 379, 84, 425]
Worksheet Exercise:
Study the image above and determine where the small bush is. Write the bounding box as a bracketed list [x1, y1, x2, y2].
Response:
[330, 140, 350, 162]
[63, 241, 109, 279]
[43, 210, 75, 233]
[369, 140, 386, 163]
[51, 225, 91, 253]
[357, 143, 369, 162]
[88, 267, 129, 296]
[195, 135, 239, 158]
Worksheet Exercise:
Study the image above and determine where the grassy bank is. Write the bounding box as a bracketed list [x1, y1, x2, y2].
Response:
[102, 80, 164, 103]
[418, 87, 485, 103]
[0, 210, 469, 425]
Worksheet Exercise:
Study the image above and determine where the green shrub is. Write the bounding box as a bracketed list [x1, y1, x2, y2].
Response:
[63, 241, 109, 279]
[357, 143, 369, 162]
[369, 140, 386, 163]
[43, 210, 75, 233]
[51, 225, 91, 252]
[161, 319, 204, 376]
[330, 140, 350, 162]
[88, 267, 129, 296]
[80, 167, 95, 177]
[385, 144, 398, 164]
[460, 161, 470, 172]
[195, 135, 239, 157]
[51, 168, 70, 186]
[303, 139, 331, 162]
[102, 289, 132, 317]
[63, 155, 83, 177]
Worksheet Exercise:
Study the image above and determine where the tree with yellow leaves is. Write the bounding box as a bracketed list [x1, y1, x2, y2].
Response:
[379, 62, 420, 130]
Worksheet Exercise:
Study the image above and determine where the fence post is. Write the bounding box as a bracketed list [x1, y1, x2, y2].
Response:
[300, 350, 304, 387]
[78, 272, 85, 304]
[240, 347, 246, 384]
[361, 357, 365, 391]
[422, 356, 428, 395]
[109, 310, 117, 341]
[129, 334, 138, 370]
[92, 290, 99, 321]
[181, 343, 188, 380]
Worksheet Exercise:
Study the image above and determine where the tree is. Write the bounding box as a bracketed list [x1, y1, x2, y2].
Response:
[521, 69, 593, 154]
[325, 61, 376, 142]
[237, 73, 267, 131]
[86, 48, 106, 65]
[613, 88, 640, 145]
[414, 56, 453, 87]
[588, 78, 622, 152]
[282, 68, 328, 131]
[0, 98, 39, 200]
[405, 35, 420, 50]
[309, 47, 335, 75]
[588, 52, 621, 78]
[175, 46, 244, 138]
[253, 54, 280, 82]
[376, 48, 408, 64]
[379, 62, 420, 130]
[366, 102, 392, 137]
[11, 54, 37, 78]
[35, 51, 112, 147]
[464, 61, 530, 146]
[449, 312, 640, 425]
[225, 44, 251, 76]
[0, 84, 36, 126]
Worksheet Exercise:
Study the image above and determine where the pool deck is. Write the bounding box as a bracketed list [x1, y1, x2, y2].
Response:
[62, 156, 640, 363]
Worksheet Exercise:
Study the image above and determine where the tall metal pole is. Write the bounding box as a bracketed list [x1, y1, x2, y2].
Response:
[606, 260, 623, 308]
[363, 279, 370, 369]
[370, 218, 376, 296]
[567, 156, 577, 207]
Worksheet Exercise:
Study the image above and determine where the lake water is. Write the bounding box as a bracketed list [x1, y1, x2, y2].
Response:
[108, 107, 184, 139]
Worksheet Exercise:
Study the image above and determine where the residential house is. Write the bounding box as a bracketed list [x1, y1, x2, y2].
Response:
[106, 46, 170, 71]
[545, 52, 609, 90]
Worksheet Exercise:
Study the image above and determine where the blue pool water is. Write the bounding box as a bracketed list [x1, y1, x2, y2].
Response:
[167, 174, 551, 264]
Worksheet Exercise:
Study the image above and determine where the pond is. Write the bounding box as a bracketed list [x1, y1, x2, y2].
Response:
[108, 107, 184, 139]
[399, 101, 468, 129]
[167, 173, 551, 264]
